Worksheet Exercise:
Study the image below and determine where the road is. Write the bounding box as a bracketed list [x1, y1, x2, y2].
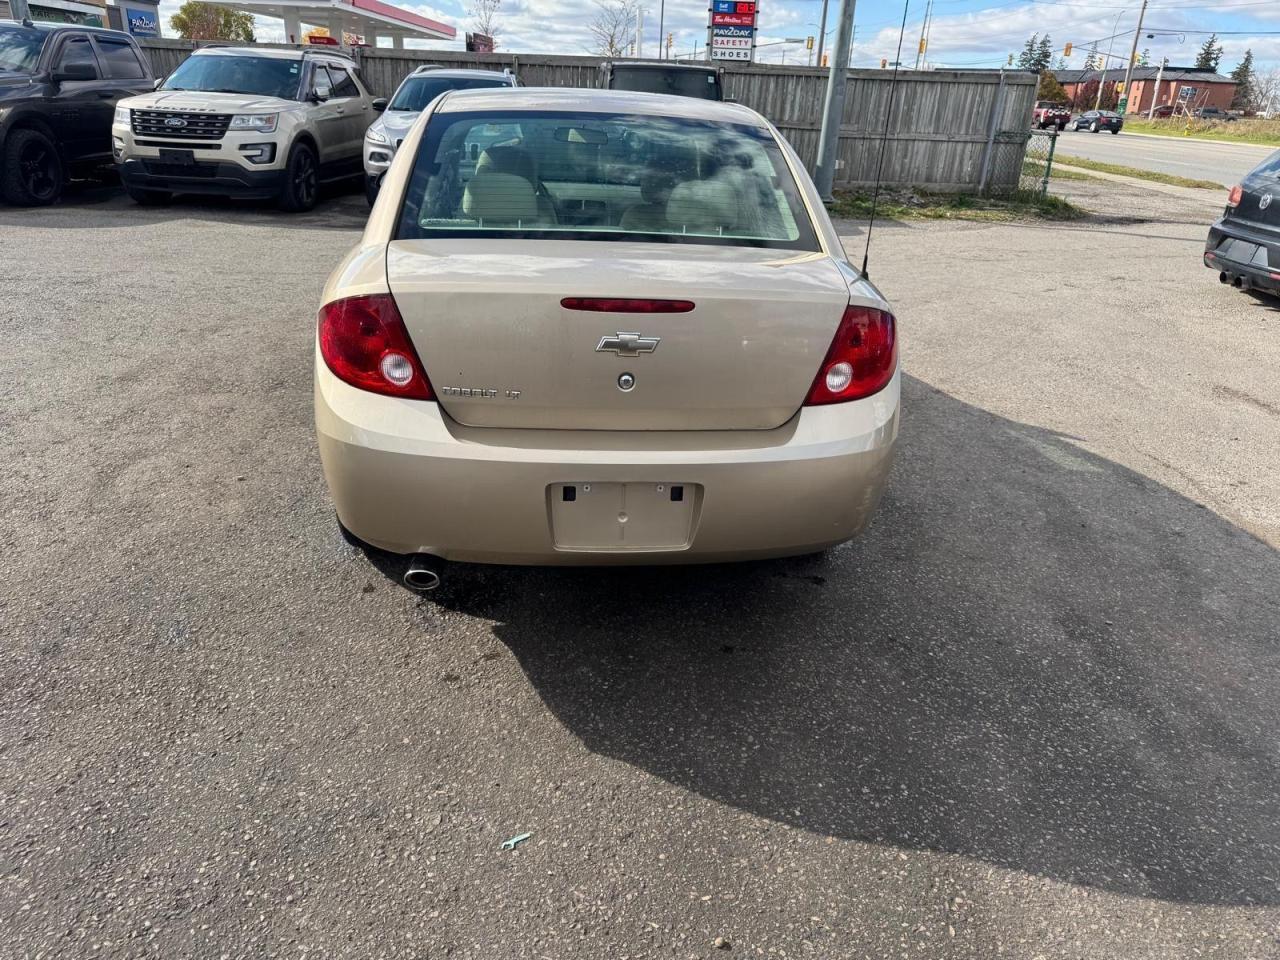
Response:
[1053, 128, 1276, 185]
[1, 182, 1278, 959]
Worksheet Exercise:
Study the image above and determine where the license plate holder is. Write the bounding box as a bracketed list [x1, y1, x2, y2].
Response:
[158, 147, 195, 166]
[549, 482, 697, 551]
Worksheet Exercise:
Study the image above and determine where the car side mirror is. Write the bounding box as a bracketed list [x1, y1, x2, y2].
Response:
[372, 97, 388, 112]
[153, 76, 164, 90]
[311, 89, 329, 103]
[53, 62, 96, 83]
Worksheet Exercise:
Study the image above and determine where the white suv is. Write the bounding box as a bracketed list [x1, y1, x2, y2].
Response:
[113, 46, 383, 211]
[363, 66, 516, 205]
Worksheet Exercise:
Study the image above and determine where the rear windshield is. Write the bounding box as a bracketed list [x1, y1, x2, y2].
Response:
[610, 67, 721, 100]
[390, 76, 509, 112]
[1250, 150, 1280, 179]
[161, 55, 302, 100]
[395, 109, 819, 250]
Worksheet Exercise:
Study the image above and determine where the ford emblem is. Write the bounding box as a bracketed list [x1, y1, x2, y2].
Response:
[1261, 193, 1273, 211]
[164, 117, 187, 128]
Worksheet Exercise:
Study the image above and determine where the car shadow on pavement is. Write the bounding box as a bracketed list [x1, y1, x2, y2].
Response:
[365, 374, 1280, 907]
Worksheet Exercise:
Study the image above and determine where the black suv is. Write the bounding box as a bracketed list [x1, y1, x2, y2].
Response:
[0, 20, 155, 205]
[601, 61, 724, 101]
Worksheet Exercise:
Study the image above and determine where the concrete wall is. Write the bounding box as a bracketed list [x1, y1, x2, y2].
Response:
[137, 40, 1039, 194]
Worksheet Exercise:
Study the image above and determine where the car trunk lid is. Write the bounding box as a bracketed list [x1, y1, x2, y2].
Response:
[386, 239, 850, 431]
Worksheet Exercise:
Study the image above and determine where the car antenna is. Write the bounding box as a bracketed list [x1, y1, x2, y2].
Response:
[859, 0, 912, 280]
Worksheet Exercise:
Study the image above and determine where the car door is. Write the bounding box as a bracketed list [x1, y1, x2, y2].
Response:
[308, 61, 344, 166]
[325, 64, 368, 172]
[91, 35, 153, 101]
[47, 34, 106, 163]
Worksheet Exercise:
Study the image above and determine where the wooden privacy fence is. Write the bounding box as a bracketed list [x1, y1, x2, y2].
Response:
[138, 40, 1038, 194]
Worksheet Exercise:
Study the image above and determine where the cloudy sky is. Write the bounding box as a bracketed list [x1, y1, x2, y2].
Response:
[157, 0, 1280, 74]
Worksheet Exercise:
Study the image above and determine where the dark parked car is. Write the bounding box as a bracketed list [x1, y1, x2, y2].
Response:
[0, 20, 154, 205]
[1193, 106, 1237, 122]
[1205, 149, 1280, 297]
[601, 61, 724, 101]
[1071, 110, 1123, 134]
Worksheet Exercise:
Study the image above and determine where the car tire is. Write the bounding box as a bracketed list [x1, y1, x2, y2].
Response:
[1057, 123, 1066, 131]
[1, 128, 64, 206]
[278, 141, 319, 213]
[125, 185, 171, 206]
[365, 174, 380, 208]
[1090, 121, 1099, 132]
[1110, 128, 1120, 135]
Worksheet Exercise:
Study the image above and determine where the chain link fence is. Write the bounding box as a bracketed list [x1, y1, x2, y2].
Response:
[984, 129, 1060, 199]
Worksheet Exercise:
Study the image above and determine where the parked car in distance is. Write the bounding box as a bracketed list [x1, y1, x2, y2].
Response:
[601, 61, 724, 101]
[1150, 104, 1176, 119]
[316, 89, 899, 586]
[364, 66, 517, 206]
[1072, 110, 1123, 134]
[1204, 148, 1280, 298]
[113, 46, 381, 211]
[0, 20, 154, 205]
[1193, 106, 1237, 122]
[1032, 100, 1070, 130]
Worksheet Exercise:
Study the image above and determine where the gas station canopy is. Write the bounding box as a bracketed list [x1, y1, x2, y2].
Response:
[203, 0, 456, 47]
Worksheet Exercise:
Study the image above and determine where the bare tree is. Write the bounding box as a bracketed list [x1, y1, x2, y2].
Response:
[1252, 67, 1280, 116]
[588, 0, 638, 58]
[467, 0, 501, 45]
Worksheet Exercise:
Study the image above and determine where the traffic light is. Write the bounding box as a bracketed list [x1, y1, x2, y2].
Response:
[666, 31, 673, 51]
[918, 38, 927, 55]
[1007, 53, 1014, 66]
[1063, 42, 1072, 57]
[806, 36, 814, 50]
[880, 58, 887, 68]
[821, 54, 828, 66]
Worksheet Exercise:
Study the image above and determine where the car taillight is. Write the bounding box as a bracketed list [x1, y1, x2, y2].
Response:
[318, 293, 433, 400]
[804, 305, 897, 406]
[1227, 184, 1243, 208]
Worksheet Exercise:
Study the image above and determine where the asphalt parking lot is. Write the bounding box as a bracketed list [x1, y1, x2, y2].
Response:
[2, 180, 1279, 959]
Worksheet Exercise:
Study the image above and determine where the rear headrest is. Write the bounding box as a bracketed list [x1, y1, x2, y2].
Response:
[462, 172, 539, 224]
[475, 144, 537, 184]
[640, 170, 676, 205]
[666, 178, 739, 232]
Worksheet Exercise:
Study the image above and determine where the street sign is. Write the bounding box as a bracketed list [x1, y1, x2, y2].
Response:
[708, 0, 757, 63]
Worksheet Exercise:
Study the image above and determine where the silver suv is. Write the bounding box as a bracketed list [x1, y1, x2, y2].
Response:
[113, 46, 384, 211]
[363, 66, 516, 205]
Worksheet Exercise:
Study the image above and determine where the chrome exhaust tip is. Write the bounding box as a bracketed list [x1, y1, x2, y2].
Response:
[1219, 271, 1230, 284]
[404, 555, 441, 592]
[1232, 275, 1245, 289]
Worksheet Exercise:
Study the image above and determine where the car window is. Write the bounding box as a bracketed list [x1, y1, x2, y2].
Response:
[95, 37, 145, 80]
[388, 76, 509, 112]
[609, 67, 720, 100]
[312, 63, 333, 99]
[56, 36, 98, 78]
[162, 54, 302, 99]
[328, 65, 358, 99]
[396, 109, 819, 251]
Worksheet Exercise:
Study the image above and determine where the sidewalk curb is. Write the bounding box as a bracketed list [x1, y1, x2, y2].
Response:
[1052, 163, 1227, 202]
[1105, 130, 1279, 150]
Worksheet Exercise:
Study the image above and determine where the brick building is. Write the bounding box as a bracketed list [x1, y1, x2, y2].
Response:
[1054, 66, 1236, 114]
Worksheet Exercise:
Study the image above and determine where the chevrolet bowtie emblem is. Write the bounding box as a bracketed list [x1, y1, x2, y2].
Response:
[596, 332, 660, 357]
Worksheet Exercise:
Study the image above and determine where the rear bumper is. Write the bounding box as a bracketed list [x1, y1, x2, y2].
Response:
[1204, 218, 1280, 293]
[315, 360, 900, 564]
[117, 158, 285, 199]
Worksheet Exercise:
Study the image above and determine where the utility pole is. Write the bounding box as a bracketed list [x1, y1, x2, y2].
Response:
[914, 0, 934, 70]
[1118, 0, 1148, 115]
[10, 0, 31, 20]
[815, 0, 830, 73]
[1147, 56, 1166, 118]
[814, 0, 856, 201]
[636, 6, 644, 58]
[658, 0, 666, 60]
